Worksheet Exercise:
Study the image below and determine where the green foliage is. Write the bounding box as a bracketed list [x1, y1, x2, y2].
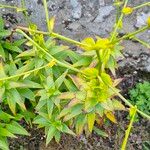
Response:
[129, 81, 150, 116]
[0, 0, 150, 149]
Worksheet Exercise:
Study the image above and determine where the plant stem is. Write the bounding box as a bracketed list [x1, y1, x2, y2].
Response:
[130, 36, 150, 49]
[96, 50, 102, 74]
[16, 26, 87, 47]
[16, 29, 83, 74]
[0, 60, 55, 81]
[0, 4, 26, 11]
[117, 26, 148, 41]
[110, 0, 129, 41]
[121, 107, 137, 150]
[133, 2, 150, 10]
[43, 0, 51, 32]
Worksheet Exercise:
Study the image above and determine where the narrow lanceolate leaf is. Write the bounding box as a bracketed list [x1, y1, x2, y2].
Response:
[49, 17, 55, 31]
[62, 124, 75, 136]
[7, 93, 16, 115]
[6, 121, 30, 136]
[58, 92, 75, 100]
[18, 89, 35, 101]
[9, 89, 26, 111]
[46, 126, 56, 146]
[105, 111, 117, 124]
[63, 104, 82, 121]
[112, 99, 125, 110]
[0, 137, 9, 150]
[0, 17, 4, 30]
[54, 131, 61, 143]
[0, 127, 16, 138]
[101, 73, 112, 86]
[0, 30, 11, 37]
[75, 114, 87, 135]
[55, 70, 68, 89]
[0, 61, 6, 78]
[0, 44, 5, 60]
[87, 113, 96, 132]
[2, 42, 22, 53]
[94, 127, 108, 138]
[47, 100, 54, 119]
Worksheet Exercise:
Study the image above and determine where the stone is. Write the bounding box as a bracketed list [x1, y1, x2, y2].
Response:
[99, 0, 105, 6]
[136, 12, 150, 28]
[94, 5, 115, 23]
[70, 0, 82, 19]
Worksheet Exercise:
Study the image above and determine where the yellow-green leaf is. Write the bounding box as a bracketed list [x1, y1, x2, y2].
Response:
[147, 17, 150, 27]
[112, 99, 125, 110]
[87, 113, 96, 132]
[101, 73, 112, 86]
[49, 17, 55, 31]
[81, 37, 95, 51]
[105, 111, 117, 123]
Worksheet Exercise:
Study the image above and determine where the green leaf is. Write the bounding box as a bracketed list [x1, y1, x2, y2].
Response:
[46, 126, 56, 146]
[6, 93, 16, 115]
[8, 89, 26, 111]
[0, 137, 9, 150]
[2, 42, 22, 53]
[6, 121, 30, 136]
[63, 104, 82, 121]
[54, 131, 61, 143]
[17, 49, 36, 58]
[101, 99, 114, 111]
[87, 112, 96, 132]
[0, 30, 11, 37]
[0, 17, 4, 31]
[73, 57, 92, 67]
[0, 61, 6, 78]
[75, 114, 86, 135]
[18, 88, 35, 101]
[101, 73, 112, 86]
[0, 110, 14, 122]
[62, 124, 75, 136]
[13, 39, 26, 46]
[82, 68, 98, 78]
[0, 44, 5, 60]
[94, 127, 108, 137]
[0, 127, 16, 138]
[55, 70, 68, 89]
[22, 80, 43, 88]
[81, 37, 95, 51]
[112, 99, 125, 110]
[47, 100, 54, 119]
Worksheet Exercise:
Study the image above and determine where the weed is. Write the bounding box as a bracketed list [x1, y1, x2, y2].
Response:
[0, 0, 150, 149]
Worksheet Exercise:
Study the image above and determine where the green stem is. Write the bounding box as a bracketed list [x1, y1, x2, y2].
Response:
[0, 60, 55, 81]
[16, 29, 83, 74]
[133, 2, 150, 10]
[117, 26, 148, 42]
[96, 50, 102, 74]
[121, 107, 137, 150]
[110, 0, 129, 41]
[0, 4, 26, 11]
[16, 26, 87, 47]
[43, 0, 51, 32]
[130, 36, 150, 49]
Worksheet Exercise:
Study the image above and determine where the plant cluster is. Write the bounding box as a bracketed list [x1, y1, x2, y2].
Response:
[129, 81, 150, 116]
[0, 0, 150, 149]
